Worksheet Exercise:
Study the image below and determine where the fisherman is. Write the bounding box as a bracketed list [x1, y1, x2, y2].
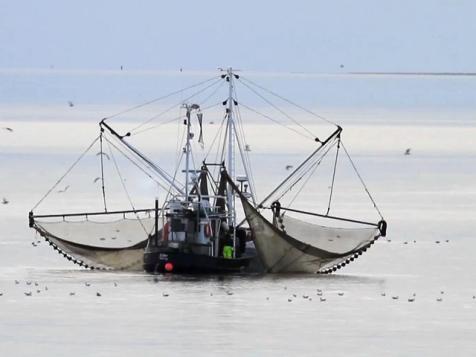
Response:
[223, 239, 234, 259]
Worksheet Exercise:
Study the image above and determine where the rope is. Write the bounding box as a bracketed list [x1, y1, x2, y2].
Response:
[102, 76, 220, 121]
[238, 102, 314, 140]
[326, 137, 340, 215]
[99, 132, 108, 212]
[129, 77, 223, 134]
[31, 136, 100, 211]
[340, 141, 384, 219]
[283, 139, 338, 206]
[105, 140, 149, 235]
[103, 135, 170, 192]
[238, 79, 318, 139]
[239, 76, 338, 127]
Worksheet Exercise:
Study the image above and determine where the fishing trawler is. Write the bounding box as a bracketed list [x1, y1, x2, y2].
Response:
[28, 68, 386, 274]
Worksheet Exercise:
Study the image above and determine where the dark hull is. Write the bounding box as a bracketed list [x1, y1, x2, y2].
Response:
[143, 248, 255, 274]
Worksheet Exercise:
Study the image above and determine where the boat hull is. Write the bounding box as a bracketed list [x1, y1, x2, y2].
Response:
[143, 248, 255, 274]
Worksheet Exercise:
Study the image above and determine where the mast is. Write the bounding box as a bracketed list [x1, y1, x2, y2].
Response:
[226, 68, 237, 256]
[183, 103, 200, 202]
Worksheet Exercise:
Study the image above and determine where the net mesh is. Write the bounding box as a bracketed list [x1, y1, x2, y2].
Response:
[32, 216, 161, 270]
[280, 214, 378, 255]
[240, 194, 380, 273]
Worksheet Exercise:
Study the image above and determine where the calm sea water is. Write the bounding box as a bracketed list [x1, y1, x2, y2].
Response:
[1, 72, 476, 356]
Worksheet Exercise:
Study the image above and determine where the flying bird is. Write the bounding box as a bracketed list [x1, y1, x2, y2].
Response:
[2, 127, 13, 132]
[96, 152, 110, 160]
[404, 148, 411, 155]
[285, 165, 294, 171]
[93, 177, 101, 183]
[68, 101, 74, 107]
[2, 197, 9, 205]
[57, 185, 70, 193]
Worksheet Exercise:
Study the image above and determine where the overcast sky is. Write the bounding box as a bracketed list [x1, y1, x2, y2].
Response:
[1, 0, 475, 73]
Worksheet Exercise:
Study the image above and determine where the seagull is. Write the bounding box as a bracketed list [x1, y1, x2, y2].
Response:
[120, 65, 123, 71]
[288, 298, 292, 302]
[404, 148, 411, 155]
[2, 198, 9, 205]
[113, 282, 118, 287]
[26, 281, 32, 286]
[320, 297, 326, 302]
[381, 293, 386, 297]
[0, 292, 3, 296]
[226, 291, 234, 296]
[162, 292, 169, 297]
[85, 282, 91, 287]
[96, 292, 102, 297]
[245, 144, 251, 152]
[96, 152, 110, 160]
[436, 297, 443, 302]
[69, 292, 76, 296]
[408, 297, 415, 302]
[68, 101, 74, 107]
[285, 165, 294, 171]
[392, 296, 399, 300]
[57, 185, 70, 193]
[302, 295, 309, 299]
[31, 242, 37, 247]
[337, 292, 344, 296]
[24, 292, 32, 296]
[2, 127, 13, 132]
[15, 280, 20, 285]
[36, 289, 41, 294]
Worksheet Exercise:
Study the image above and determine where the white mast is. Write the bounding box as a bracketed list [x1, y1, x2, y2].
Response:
[226, 68, 236, 252]
[183, 103, 200, 202]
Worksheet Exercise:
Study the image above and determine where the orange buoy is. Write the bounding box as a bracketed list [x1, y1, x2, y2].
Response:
[164, 262, 174, 272]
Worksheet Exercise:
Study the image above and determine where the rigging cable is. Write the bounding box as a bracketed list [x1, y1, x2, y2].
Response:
[238, 78, 318, 139]
[326, 136, 340, 215]
[99, 131, 108, 212]
[31, 135, 100, 211]
[103, 135, 170, 192]
[129, 77, 223, 134]
[105, 140, 149, 235]
[239, 75, 338, 127]
[102, 76, 220, 122]
[340, 141, 384, 219]
[281, 139, 338, 207]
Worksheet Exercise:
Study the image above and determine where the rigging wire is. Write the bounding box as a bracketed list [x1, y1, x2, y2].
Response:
[99, 131, 108, 212]
[232, 86, 258, 202]
[105, 140, 149, 235]
[131, 101, 223, 137]
[281, 139, 339, 207]
[238, 78, 319, 139]
[237, 101, 314, 140]
[129, 77, 223, 134]
[340, 141, 384, 219]
[326, 137, 340, 215]
[239, 75, 338, 127]
[103, 135, 170, 192]
[31, 135, 100, 211]
[102, 76, 220, 121]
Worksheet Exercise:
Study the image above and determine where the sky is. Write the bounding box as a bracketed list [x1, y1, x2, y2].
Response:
[1, 0, 475, 73]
